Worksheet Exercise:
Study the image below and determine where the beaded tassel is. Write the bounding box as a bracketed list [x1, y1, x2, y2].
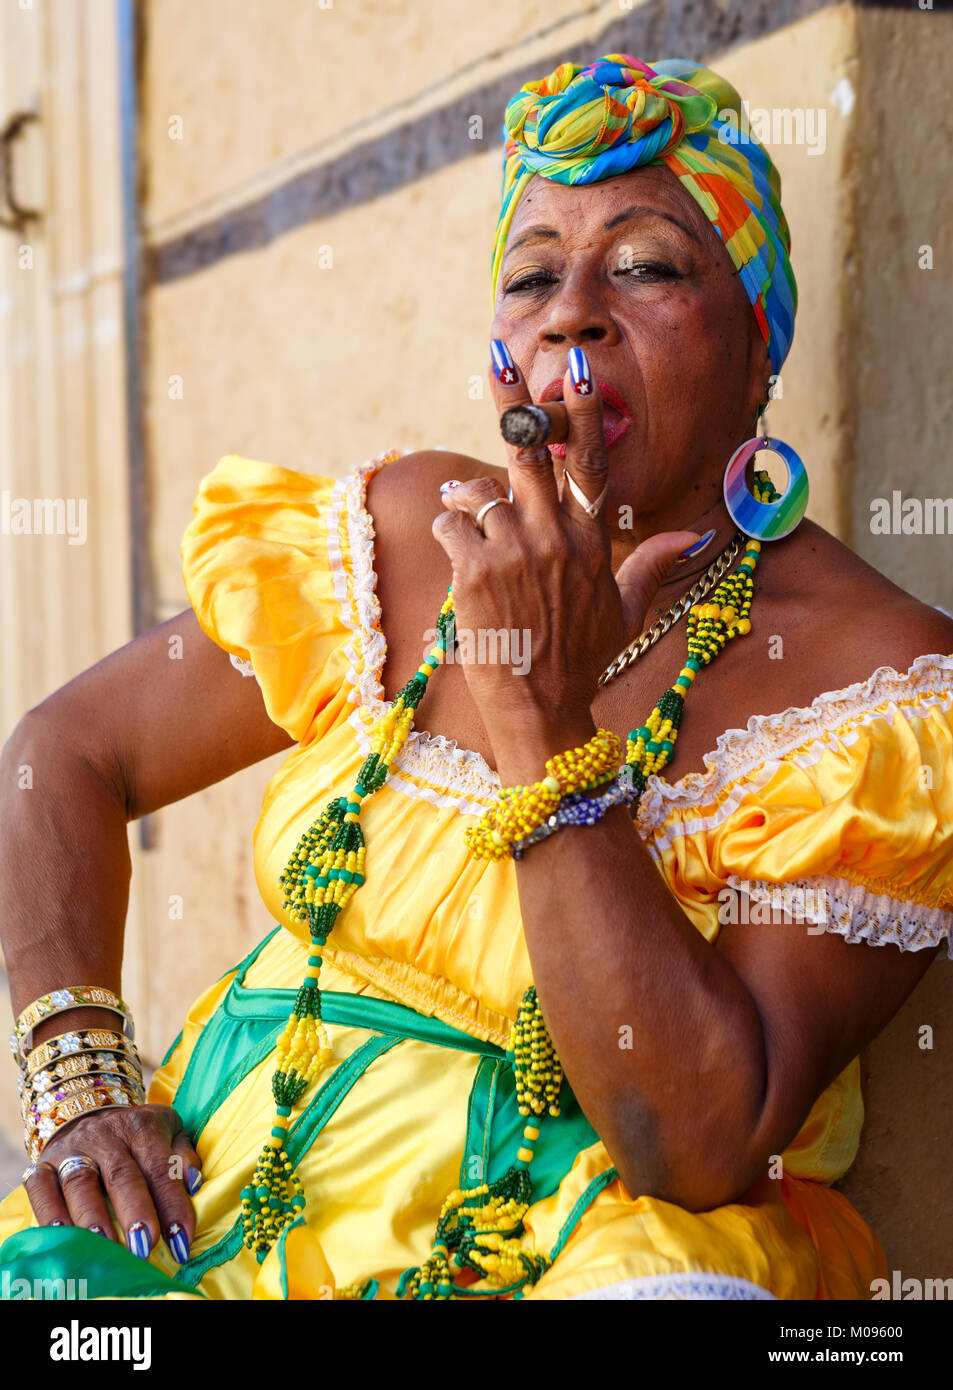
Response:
[399, 988, 558, 1300]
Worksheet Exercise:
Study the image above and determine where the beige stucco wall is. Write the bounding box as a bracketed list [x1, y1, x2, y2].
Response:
[2, 0, 951, 1268]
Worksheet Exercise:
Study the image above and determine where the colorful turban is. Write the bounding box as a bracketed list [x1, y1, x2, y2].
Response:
[491, 54, 797, 377]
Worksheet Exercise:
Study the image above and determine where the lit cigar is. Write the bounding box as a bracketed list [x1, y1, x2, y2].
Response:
[500, 401, 570, 449]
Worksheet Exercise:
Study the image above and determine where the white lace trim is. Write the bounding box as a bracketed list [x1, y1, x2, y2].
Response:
[570, 1272, 777, 1300]
[727, 874, 953, 960]
[324, 450, 953, 835]
[325, 451, 505, 815]
[229, 653, 257, 681]
[637, 654, 953, 839]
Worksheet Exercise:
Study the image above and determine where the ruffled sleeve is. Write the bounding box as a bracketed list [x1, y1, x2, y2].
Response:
[643, 656, 953, 959]
[180, 453, 372, 745]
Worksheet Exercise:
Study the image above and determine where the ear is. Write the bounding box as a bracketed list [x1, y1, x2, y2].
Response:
[744, 323, 773, 430]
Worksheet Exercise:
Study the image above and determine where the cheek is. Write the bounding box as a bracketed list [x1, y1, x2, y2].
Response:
[633, 287, 750, 402]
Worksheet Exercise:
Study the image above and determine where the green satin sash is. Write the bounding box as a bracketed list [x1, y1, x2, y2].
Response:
[0, 926, 616, 1298]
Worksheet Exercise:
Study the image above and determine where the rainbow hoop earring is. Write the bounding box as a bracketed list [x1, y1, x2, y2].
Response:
[723, 419, 808, 540]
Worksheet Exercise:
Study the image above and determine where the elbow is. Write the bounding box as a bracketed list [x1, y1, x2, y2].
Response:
[608, 1103, 767, 1214]
[3, 706, 130, 818]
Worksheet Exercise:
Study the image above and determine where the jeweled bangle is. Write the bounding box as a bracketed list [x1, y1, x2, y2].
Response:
[11, 987, 133, 1065]
[21, 1050, 144, 1094]
[23, 1074, 143, 1128]
[24, 1083, 141, 1162]
[510, 771, 644, 860]
[21, 1027, 140, 1078]
[22, 1067, 145, 1117]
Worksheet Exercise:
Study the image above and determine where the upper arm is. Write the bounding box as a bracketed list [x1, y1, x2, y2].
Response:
[715, 607, 953, 1177]
[716, 902, 940, 1174]
[22, 607, 294, 821]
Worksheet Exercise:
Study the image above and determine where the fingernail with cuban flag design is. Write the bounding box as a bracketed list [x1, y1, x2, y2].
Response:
[568, 347, 593, 396]
[439, 480, 461, 494]
[490, 340, 520, 385]
[167, 1222, 190, 1264]
[127, 1221, 152, 1260]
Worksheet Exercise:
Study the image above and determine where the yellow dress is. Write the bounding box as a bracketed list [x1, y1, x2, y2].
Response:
[2, 447, 952, 1302]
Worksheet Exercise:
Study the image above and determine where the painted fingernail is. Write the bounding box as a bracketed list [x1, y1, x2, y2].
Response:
[167, 1221, 191, 1265]
[127, 1221, 152, 1260]
[677, 528, 716, 561]
[490, 339, 520, 385]
[50, 1219, 65, 1227]
[89, 1225, 107, 1237]
[568, 347, 593, 397]
[439, 480, 461, 494]
[186, 1165, 203, 1195]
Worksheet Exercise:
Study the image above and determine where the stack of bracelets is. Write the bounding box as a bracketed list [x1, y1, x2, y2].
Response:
[9, 986, 145, 1165]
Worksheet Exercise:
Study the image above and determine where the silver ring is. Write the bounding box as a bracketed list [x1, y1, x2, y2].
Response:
[474, 496, 511, 534]
[57, 1155, 100, 1182]
[21, 1164, 38, 1183]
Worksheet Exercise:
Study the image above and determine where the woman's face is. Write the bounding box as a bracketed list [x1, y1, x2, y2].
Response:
[490, 163, 772, 530]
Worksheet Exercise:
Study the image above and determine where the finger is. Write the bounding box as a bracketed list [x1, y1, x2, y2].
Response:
[170, 1123, 203, 1198]
[488, 338, 560, 519]
[23, 1161, 71, 1228]
[57, 1157, 117, 1240]
[438, 475, 513, 537]
[559, 347, 610, 530]
[432, 478, 513, 571]
[614, 530, 705, 637]
[129, 1114, 198, 1264]
[98, 1137, 161, 1261]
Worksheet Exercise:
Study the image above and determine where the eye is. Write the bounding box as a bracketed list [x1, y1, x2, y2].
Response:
[505, 272, 557, 295]
[615, 261, 678, 279]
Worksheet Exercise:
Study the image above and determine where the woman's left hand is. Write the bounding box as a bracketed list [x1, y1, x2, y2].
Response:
[431, 345, 701, 730]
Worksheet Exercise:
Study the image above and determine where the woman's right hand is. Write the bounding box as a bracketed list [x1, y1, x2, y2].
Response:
[23, 1104, 202, 1264]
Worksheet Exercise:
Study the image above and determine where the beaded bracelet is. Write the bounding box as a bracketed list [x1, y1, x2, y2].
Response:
[22, 1028, 140, 1077]
[11, 986, 133, 1065]
[466, 728, 625, 860]
[24, 1084, 140, 1163]
[509, 769, 644, 859]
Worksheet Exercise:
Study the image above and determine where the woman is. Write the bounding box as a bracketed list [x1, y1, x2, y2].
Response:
[1, 54, 951, 1301]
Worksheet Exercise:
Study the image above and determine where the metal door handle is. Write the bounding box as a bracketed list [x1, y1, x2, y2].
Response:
[1, 110, 41, 231]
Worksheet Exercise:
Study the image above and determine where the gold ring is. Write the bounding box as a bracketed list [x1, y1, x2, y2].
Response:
[474, 496, 511, 534]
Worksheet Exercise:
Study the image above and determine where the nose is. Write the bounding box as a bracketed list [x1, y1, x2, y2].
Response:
[536, 268, 620, 351]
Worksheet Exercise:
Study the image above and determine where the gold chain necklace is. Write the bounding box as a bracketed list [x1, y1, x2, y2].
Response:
[597, 530, 744, 687]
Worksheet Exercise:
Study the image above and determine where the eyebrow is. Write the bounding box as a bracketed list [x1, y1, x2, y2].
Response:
[503, 204, 702, 260]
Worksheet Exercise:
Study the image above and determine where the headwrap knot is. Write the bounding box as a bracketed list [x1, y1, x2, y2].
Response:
[492, 54, 797, 378]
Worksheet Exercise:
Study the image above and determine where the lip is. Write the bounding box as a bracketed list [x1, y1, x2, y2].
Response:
[538, 376, 632, 455]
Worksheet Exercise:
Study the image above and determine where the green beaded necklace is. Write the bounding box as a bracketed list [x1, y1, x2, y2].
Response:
[239, 472, 778, 1300]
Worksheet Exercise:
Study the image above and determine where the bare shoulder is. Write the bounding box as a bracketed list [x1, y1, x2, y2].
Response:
[365, 449, 505, 524]
[759, 519, 953, 704]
